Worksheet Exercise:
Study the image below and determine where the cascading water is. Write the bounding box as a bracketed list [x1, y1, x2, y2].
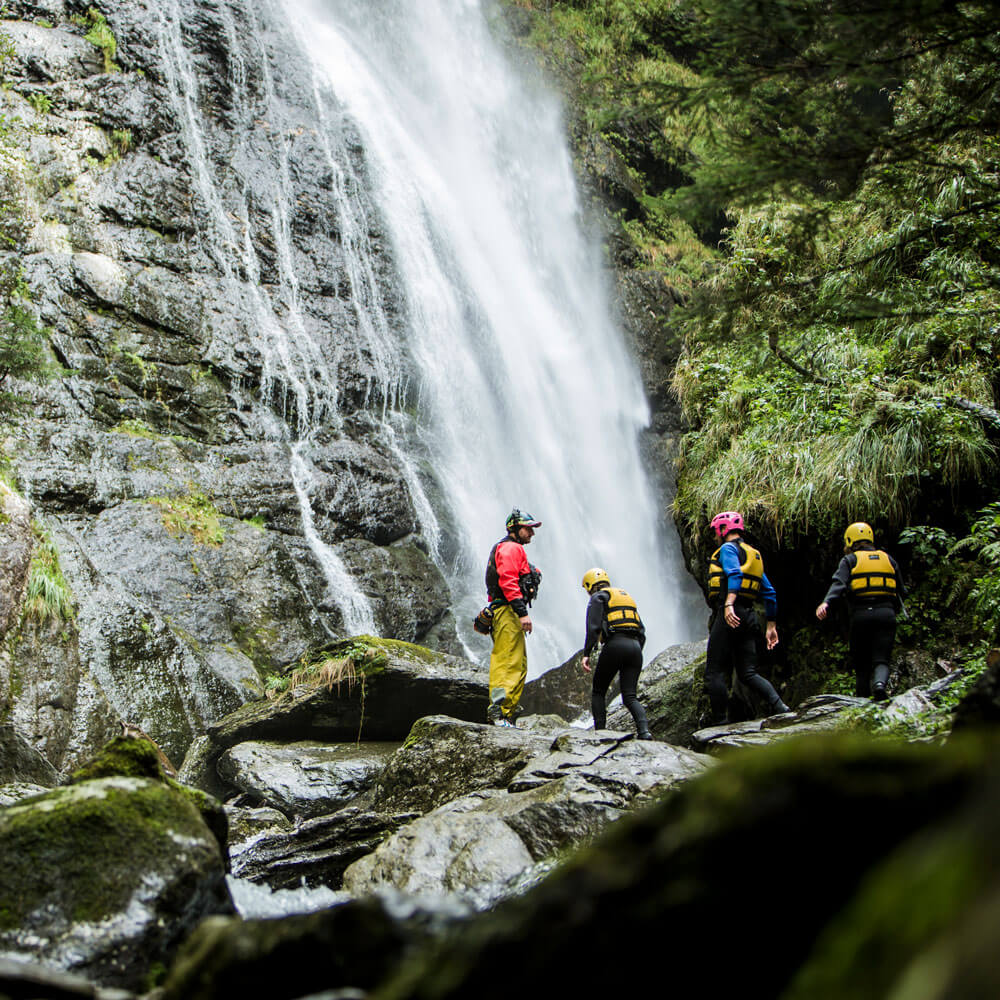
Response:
[284, 0, 702, 667]
[151, 0, 439, 635]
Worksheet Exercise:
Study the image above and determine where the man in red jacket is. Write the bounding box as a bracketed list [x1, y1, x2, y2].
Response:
[484, 508, 542, 726]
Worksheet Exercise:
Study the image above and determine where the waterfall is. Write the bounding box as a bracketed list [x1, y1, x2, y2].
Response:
[283, 0, 702, 667]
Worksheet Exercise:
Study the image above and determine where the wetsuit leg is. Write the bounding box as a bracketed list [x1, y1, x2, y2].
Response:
[854, 605, 896, 696]
[849, 609, 876, 696]
[590, 646, 619, 730]
[731, 608, 788, 714]
[705, 613, 735, 724]
[612, 636, 649, 736]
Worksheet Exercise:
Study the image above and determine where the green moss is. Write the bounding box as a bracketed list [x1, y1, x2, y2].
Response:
[0, 778, 211, 928]
[69, 736, 168, 784]
[149, 492, 225, 547]
[113, 417, 160, 438]
[82, 7, 120, 73]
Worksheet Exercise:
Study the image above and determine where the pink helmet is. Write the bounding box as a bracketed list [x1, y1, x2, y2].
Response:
[710, 511, 744, 541]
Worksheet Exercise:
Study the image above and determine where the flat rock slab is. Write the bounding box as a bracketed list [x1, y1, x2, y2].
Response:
[691, 695, 868, 751]
[218, 740, 398, 819]
[207, 646, 487, 749]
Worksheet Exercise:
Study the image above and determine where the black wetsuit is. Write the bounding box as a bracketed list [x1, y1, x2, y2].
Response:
[705, 538, 787, 724]
[822, 549, 906, 697]
[584, 586, 650, 735]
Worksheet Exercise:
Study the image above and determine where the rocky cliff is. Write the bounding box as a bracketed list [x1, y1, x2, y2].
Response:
[0, 0, 460, 773]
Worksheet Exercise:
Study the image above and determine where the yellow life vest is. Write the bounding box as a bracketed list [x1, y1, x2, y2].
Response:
[605, 588, 642, 633]
[849, 550, 897, 599]
[708, 541, 764, 601]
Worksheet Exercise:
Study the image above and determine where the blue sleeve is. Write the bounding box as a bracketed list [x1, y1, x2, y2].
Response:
[759, 572, 778, 620]
[719, 542, 743, 594]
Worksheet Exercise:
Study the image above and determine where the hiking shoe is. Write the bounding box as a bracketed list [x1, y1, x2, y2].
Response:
[872, 685, 889, 702]
[637, 731, 654, 741]
[494, 717, 515, 728]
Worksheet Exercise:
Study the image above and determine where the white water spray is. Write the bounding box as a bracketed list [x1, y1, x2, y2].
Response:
[286, 0, 701, 667]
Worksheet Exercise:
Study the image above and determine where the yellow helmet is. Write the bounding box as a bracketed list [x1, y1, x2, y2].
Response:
[582, 567, 610, 593]
[844, 522, 875, 549]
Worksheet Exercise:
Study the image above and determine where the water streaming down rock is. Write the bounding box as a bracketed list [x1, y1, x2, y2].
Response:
[285, 0, 701, 666]
[150, 0, 439, 635]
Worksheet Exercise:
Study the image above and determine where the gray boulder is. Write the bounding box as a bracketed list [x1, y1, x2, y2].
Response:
[372, 715, 552, 814]
[231, 806, 417, 891]
[342, 721, 710, 905]
[218, 740, 396, 819]
[607, 640, 708, 744]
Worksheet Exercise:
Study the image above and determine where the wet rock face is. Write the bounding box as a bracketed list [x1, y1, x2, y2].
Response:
[366, 734, 997, 1000]
[0, 0, 455, 771]
[0, 774, 233, 990]
[342, 718, 711, 906]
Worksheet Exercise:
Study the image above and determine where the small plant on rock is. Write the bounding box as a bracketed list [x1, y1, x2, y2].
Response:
[23, 523, 74, 625]
[82, 8, 120, 73]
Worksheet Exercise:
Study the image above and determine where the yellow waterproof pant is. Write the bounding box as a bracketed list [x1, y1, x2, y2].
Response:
[488, 604, 527, 721]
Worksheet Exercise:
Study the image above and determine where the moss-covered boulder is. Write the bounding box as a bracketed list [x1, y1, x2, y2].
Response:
[781, 753, 1000, 1000]
[0, 772, 233, 989]
[366, 733, 994, 1000]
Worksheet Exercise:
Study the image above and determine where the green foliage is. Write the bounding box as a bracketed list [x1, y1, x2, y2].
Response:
[23, 523, 74, 625]
[0, 274, 57, 416]
[103, 128, 132, 165]
[150, 492, 224, 547]
[899, 503, 1000, 648]
[661, 1, 1000, 552]
[27, 92, 52, 115]
[82, 7, 120, 73]
[113, 417, 159, 438]
[0, 26, 16, 82]
[267, 638, 390, 699]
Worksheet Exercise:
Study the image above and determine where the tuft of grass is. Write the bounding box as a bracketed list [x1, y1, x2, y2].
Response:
[23, 524, 74, 625]
[82, 8, 120, 73]
[27, 92, 52, 115]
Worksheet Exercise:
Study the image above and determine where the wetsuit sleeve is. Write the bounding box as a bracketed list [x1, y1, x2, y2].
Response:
[719, 542, 744, 595]
[822, 554, 854, 606]
[583, 591, 608, 655]
[759, 572, 778, 620]
[495, 541, 529, 617]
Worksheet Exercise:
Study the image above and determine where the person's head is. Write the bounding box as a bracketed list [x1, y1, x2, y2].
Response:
[506, 508, 541, 544]
[844, 521, 875, 553]
[581, 567, 610, 594]
[710, 510, 744, 542]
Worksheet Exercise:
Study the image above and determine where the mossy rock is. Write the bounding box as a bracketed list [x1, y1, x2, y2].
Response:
[162, 897, 434, 1000]
[69, 735, 229, 862]
[68, 734, 168, 784]
[0, 775, 233, 988]
[369, 732, 997, 1000]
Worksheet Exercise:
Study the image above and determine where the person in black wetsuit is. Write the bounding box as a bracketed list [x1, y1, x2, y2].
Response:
[816, 521, 906, 701]
[705, 511, 790, 725]
[580, 568, 652, 739]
